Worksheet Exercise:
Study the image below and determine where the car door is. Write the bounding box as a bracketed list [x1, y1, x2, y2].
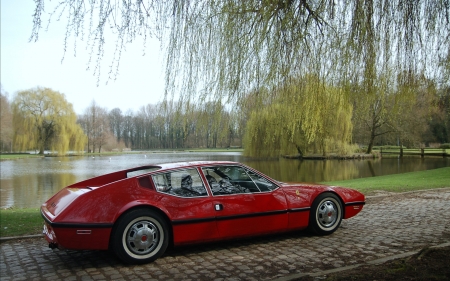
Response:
[150, 168, 219, 245]
[201, 165, 288, 239]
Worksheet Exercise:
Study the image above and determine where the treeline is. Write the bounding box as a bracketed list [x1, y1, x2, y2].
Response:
[1, 81, 449, 155]
[77, 100, 245, 152]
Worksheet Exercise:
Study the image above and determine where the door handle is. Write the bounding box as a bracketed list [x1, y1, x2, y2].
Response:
[215, 204, 223, 211]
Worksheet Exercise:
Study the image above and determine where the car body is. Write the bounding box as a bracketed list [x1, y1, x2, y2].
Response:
[41, 161, 365, 263]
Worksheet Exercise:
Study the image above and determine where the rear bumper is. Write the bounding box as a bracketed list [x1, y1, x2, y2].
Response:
[43, 222, 60, 249]
[41, 208, 113, 250]
[43, 221, 59, 246]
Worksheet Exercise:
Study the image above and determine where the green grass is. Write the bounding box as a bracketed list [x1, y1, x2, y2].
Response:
[0, 208, 43, 237]
[0, 154, 43, 160]
[186, 148, 244, 152]
[1, 167, 449, 238]
[322, 167, 450, 194]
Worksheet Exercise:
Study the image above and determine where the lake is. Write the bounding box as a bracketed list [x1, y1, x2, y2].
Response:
[1, 152, 449, 208]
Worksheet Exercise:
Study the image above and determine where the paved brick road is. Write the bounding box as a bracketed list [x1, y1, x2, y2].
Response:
[1, 188, 449, 281]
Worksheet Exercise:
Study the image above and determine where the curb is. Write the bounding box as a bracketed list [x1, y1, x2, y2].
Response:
[365, 186, 450, 199]
[0, 234, 42, 243]
[271, 242, 450, 281]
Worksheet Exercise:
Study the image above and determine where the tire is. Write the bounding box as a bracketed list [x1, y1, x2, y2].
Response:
[309, 193, 343, 235]
[111, 209, 169, 264]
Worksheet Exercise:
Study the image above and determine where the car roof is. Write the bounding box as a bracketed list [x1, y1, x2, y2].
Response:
[156, 161, 240, 170]
[123, 161, 244, 178]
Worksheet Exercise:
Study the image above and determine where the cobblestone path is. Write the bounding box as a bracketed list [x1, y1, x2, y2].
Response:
[1, 188, 449, 281]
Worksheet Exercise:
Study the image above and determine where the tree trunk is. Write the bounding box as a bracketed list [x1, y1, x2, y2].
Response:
[295, 144, 303, 158]
[366, 125, 376, 154]
[366, 138, 374, 154]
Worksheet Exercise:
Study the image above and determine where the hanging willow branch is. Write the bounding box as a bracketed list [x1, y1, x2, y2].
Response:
[30, 0, 449, 102]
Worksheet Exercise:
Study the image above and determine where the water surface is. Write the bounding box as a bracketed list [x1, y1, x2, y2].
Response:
[1, 152, 448, 208]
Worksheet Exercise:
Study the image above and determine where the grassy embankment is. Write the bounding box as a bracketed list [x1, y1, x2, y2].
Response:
[0, 154, 43, 160]
[1, 167, 449, 238]
[0, 148, 245, 160]
[323, 166, 450, 194]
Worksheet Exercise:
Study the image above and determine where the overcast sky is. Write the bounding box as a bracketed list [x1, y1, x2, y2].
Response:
[1, 1, 165, 114]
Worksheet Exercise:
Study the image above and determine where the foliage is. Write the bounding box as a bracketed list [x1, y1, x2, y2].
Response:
[440, 143, 450, 149]
[427, 88, 450, 144]
[0, 87, 13, 152]
[30, 1, 450, 103]
[12, 87, 86, 155]
[28, 1, 450, 155]
[243, 75, 353, 157]
[352, 73, 439, 152]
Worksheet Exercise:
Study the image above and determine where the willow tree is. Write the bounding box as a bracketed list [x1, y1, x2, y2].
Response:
[1, 88, 13, 152]
[244, 75, 353, 158]
[12, 87, 86, 155]
[30, 1, 449, 100]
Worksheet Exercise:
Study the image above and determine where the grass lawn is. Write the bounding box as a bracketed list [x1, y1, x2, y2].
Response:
[0, 154, 43, 160]
[186, 148, 244, 152]
[0, 208, 42, 238]
[1, 167, 449, 238]
[322, 167, 450, 194]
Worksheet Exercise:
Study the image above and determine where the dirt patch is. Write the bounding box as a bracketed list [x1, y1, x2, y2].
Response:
[294, 245, 450, 281]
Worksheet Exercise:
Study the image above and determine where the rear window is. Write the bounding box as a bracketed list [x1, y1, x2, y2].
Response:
[127, 166, 160, 178]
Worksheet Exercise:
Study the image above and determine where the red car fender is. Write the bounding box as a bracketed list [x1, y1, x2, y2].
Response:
[113, 199, 174, 225]
[282, 183, 332, 208]
[331, 186, 365, 219]
[281, 183, 365, 221]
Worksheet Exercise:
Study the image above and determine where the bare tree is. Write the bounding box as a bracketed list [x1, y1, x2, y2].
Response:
[81, 101, 110, 153]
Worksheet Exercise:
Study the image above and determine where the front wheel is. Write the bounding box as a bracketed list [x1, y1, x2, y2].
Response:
[309, 193, 343, 235]
[111, 209, 169, 264]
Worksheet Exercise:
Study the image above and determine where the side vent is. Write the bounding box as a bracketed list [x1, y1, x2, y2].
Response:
[138, 177, 152, 189]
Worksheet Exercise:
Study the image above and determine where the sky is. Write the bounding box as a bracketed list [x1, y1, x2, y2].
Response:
[1, 1, 165, 114]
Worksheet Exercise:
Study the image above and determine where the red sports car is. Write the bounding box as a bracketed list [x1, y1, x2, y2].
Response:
[41, 161, 365, 263]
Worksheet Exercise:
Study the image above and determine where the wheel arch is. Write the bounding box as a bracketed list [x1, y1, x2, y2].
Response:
[109, 204, 174, 250]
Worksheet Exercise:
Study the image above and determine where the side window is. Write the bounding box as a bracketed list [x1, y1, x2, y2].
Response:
[245, 169, 277, 191]
[202, 166, 259, 195]
[152, 169, 208, 197]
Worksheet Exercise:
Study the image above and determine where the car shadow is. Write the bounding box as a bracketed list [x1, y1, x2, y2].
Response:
[163, 230, 313, 258]
[39, 230, 314, 269]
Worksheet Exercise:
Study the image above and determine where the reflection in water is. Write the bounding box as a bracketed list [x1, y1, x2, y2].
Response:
[245, 158, 360, 182]
[1, 153, 449, 208]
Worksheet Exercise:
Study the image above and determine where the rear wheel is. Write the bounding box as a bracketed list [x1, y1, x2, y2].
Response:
[309, 193, 343, 235]
[111, 209, 169, 264]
